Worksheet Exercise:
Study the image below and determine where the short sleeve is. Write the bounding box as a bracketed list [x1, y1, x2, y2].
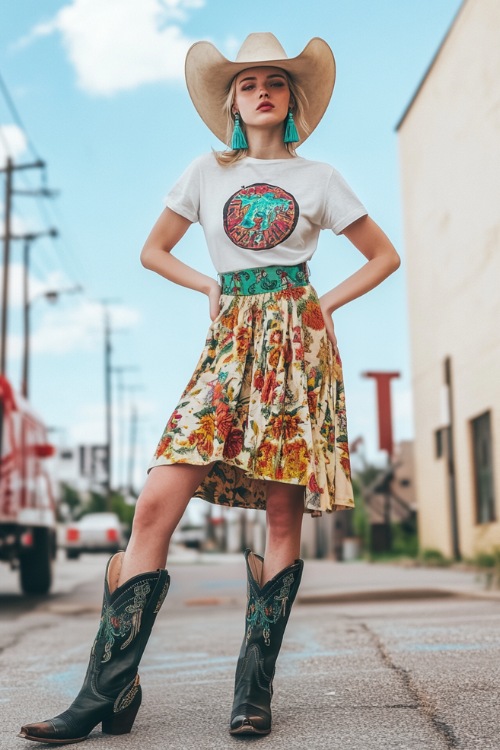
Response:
[164, 158, 201, 224]
[320, 167, 368, 235]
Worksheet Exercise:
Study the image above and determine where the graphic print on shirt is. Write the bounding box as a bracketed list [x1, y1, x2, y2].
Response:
[223, 183, 299, 250]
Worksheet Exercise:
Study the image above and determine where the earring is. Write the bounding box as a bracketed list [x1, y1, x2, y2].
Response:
[231, 113, 248, 150]
[284, 109, 300, 143]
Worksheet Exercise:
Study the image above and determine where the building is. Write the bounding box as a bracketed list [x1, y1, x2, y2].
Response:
[397, 0, 500, 558]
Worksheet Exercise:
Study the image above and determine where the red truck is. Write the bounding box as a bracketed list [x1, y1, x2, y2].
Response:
[0, 375, 57, 594]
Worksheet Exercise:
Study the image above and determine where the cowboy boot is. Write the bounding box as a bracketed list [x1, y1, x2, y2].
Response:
[230, 548, 303, 736]
[18, 551, 170, 745]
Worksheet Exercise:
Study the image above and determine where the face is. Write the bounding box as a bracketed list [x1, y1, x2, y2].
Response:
[233, 66, 292, 131]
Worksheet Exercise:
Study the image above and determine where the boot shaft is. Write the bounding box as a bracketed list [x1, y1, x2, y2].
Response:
[230, 549, 304, 734]
[241, 549, 303, 663]
[91, 553, 170, 697]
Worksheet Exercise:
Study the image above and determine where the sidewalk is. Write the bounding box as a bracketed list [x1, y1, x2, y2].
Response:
[297, 558, 500, 604]
[166, 546, 500, 607]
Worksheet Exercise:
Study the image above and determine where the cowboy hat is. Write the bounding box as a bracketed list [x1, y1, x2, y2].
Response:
[184, 32, 336, 146]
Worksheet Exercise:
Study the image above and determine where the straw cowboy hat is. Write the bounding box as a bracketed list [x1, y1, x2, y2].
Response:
[184, 32, 336, 146]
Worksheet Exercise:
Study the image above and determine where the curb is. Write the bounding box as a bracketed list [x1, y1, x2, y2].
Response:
[297, 587, 500, 605]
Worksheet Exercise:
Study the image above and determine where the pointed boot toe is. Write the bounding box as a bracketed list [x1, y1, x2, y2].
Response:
[18, 721, 56, 742]
[19, 721, 54, 739]
[18, 717, 87, 744]
[230, 708, 271, 735]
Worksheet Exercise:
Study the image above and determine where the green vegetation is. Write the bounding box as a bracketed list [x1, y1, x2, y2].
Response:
[352, 474, 419, 561]
[471, 548, 500, 569]
[59, 483, 82, 521]
[351, 476, 370, 548]
[391, 516, 419, 558]
[418, 548, 452, 567]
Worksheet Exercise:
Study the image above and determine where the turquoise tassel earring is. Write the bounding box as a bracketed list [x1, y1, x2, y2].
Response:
[284, 110, 300, 143]
[231, 113, 248, 150]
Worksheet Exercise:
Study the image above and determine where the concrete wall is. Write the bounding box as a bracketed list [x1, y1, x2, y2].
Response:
[398, 0, 500, 558]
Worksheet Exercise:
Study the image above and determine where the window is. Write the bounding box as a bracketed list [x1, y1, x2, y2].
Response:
[435, 426, 448, 458]
[471, 411, 496, 524]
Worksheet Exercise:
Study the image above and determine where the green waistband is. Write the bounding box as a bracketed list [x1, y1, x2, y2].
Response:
[219, 262, 309, 296]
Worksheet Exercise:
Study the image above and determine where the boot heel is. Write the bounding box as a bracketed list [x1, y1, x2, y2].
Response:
[102, 688, 142, 735]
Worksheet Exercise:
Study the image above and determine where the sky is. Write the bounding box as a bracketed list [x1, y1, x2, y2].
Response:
[0, 0, 465, 490]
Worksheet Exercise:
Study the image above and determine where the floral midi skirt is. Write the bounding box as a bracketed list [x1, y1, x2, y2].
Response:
[149, 262, 354, 516]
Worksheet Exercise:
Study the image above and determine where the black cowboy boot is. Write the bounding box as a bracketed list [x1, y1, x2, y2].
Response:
[230, 548, 303, 736]
[18, 551, 170, 745]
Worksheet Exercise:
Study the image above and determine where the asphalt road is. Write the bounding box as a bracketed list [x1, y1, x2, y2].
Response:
[1, 553, 499, 750]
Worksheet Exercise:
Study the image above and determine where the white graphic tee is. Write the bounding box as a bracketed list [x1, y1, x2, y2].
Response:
[165, 153, 368, 274]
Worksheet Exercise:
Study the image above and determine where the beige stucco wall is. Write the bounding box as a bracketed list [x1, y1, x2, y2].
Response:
[398, 0, 500, 558]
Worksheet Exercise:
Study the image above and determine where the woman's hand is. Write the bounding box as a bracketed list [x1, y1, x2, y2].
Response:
[319, 216, 400, 314]
[207, 278, 222, 321]
[319, 300, 338, 354]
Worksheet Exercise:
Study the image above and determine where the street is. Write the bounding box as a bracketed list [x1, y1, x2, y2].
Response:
[1, 553, 499, 750]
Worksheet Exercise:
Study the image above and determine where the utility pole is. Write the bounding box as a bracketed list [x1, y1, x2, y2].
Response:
[100, 299, 122, 508]
[104, 305, 113, 507]
[127, 402, 138, 498]
[18, 229, 58, 397]
[113, 366, 139, 491]
[124, 384, 145, 498]
[0, 158, 45, 376]
[0, 158, 13, 375]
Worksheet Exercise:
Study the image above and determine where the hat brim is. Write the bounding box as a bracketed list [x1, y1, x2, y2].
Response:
[185, 37, 336, 147]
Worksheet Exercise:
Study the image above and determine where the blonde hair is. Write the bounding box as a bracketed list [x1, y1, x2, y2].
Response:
[214, 70, 310, 167]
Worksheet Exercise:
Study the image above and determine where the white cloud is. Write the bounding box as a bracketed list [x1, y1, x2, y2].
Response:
[33, 299, 140, 354]
[70, 401, 107, 444]
[222, 35, 241, 59]
[1, 212, 35, 239]
[0, 124, 28, 165]
[17, 0, 206, 95]
[8, 297, 141, 358]
[3, 263, 83, 308]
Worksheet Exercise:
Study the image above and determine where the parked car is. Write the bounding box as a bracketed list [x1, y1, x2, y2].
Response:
[64, 512, 126, 559]
[171, 497, 209, 550]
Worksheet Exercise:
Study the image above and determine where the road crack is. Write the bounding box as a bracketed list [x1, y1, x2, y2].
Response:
[361, 622, 461, 749]
[0, 621, 52, 658]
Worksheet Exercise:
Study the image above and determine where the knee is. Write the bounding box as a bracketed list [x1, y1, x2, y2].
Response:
[131, 490, 166, 534]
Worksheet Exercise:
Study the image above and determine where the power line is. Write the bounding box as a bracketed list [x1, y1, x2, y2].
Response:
[0, 123, 11, 158]
[0, 68, 92, 303]
[42, 197, 92, 290]
[0, 69, 145, 423]
[6, 180, 79, 288]
[1, 158, 89, 294]
[0, 69, 41, 162]
[0, 71, 69, 281]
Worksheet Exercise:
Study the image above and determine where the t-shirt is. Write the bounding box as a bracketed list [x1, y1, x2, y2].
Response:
[165, 152, 368, 274]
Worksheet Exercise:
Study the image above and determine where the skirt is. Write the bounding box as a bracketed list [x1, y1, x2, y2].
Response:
[148, 262, 354, 516]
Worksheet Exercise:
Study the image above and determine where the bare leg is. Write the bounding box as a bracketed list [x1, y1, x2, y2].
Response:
[17, 463, 207, 744]
[262, 481, 305, 585]
[118, 462, 214, 585]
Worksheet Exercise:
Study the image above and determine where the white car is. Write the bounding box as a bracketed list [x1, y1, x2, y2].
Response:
[171, 497, 208, 550]
[64, 513, 126, 559]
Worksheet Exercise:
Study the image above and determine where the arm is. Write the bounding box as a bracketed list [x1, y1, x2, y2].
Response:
[140, 207, 221, 320]
[318, 214, 401, 349]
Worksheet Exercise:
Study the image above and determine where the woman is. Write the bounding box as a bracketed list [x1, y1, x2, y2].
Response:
[19, 33, 400, 744]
